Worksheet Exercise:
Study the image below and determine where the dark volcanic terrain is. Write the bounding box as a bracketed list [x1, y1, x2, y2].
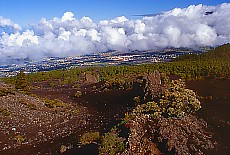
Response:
[0, 81, 90, 155]
[0, 76, 230, 155]
[0, 79, 135, 155]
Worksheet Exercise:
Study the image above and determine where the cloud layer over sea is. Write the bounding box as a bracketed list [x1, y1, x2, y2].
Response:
[0, 3, 230, 62]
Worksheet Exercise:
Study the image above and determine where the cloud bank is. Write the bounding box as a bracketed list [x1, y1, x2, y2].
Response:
[0, 3, 230, 62]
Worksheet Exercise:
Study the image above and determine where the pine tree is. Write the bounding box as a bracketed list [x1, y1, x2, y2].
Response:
[15, 71, 29, 91]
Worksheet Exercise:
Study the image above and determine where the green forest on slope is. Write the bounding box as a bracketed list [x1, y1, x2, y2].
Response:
[4, 44, 230, 89]
[1, 44, 229, 154]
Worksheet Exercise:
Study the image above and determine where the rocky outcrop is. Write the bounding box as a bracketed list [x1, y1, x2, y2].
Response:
[85, 74, 98, 84]
[142, 71, 166, 101]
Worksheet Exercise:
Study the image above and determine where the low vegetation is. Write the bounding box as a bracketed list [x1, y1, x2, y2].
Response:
[19, 98, 37, 110]
[122, 74, 213, 154]
[99, 129, 125, 155]
[0, 88, 15, 96]
[79, 71, 214, 154]
[0, 80, 89, 154]
[0, 108, 10, 116]
[43, 98, 65, 108]
[80, 132, 100, 145]
[1, 44, 229, 154]
[14, 135, 25, 144]
[3, 44, 230, 90]
[15, 71, 29, 92]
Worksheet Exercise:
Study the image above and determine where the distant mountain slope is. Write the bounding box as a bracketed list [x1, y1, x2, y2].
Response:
[2, 44, 230, 89]
[175, 44, 230, 61]
[167, 43, 230, 79]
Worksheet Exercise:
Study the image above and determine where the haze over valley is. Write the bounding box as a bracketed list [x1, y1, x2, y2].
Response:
[0, 1, 230, 155]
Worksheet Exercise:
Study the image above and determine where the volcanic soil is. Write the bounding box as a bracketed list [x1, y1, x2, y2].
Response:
[0, 79, 135, 155]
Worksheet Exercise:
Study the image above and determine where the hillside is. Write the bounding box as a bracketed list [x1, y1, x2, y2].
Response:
[26, 44, 230, 84]
[13, 44, 229, 89]
[0, 81, 90, 154]
[0, 44, 229, 154]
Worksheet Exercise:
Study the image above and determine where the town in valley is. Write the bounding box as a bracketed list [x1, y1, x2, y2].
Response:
[0, 47, 206, 77]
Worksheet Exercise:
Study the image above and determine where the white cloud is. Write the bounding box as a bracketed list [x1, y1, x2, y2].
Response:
[0, 16, 21, 34]
[111, 16, 128, 24]
[61, 12, 75, 22]
[58, 27, 71, 41]
[195, 24, 217, 45]
[134, 20, 145, 34]
[87, 29, 101, 41]
[0, 3, 230, 62]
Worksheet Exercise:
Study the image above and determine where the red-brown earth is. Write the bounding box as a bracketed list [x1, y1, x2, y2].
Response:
[186, 79, 230, 155]
[0, 78, 229, 155]
[0, 79, 137, 155]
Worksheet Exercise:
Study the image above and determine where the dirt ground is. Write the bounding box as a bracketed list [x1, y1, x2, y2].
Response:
[1, 78, 229, 155]
[0, 80, 135, 155]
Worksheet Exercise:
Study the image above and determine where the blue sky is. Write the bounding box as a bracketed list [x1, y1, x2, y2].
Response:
[0, 0, 229, 26]
[0, 0, 229, 62]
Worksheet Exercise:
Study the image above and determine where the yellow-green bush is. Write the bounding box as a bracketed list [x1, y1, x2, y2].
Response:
[80, 132, 100, 145]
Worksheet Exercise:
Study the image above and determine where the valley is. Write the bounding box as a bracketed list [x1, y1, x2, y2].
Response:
[0, 44, 229, 155]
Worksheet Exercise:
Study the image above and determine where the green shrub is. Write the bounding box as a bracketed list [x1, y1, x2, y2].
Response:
[0, 108, 10, 116]
[99, 129, 125, 155]
[15, 70, 29, 92]
[80, 132, 100, 145]
[43, 98, 65, 108]
[133, 96, 141, 106]
[19, 98, 27, 105]
[27, 103, 37, 110]
[29, 93, 37, 97]
[74, 91, 82, 98]
[53, 99, 65, 107]
[44, 98, 55, 108]
[19, 99, 37, 110]
[69, 109, 81, 116]
[0, 88, 14, 96]
[14, 135, 25, 144]
[126, 79, 201, 120]
[123, 75, 213, 155]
